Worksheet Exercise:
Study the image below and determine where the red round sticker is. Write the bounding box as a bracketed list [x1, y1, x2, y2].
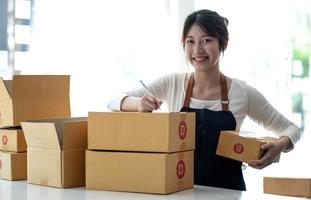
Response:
[233, 143, 244, 154]
[2, 135, 8, 145]
[178, 121, 187, 140]
[176, 160, 186, 179]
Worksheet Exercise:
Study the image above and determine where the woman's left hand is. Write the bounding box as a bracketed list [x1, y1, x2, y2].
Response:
[249, 136, 292, 169]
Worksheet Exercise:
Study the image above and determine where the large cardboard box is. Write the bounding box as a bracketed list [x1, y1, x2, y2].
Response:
[88, 112, 195, 153]
[216, 131, 279, 163]
[0, 75, 71, 127]
[0, 151, 27, 180]
[264, 177, 311, 197]
[0, 128, 26, 152]
[21, 117, 87, 188]
[86, 150, 193, 194]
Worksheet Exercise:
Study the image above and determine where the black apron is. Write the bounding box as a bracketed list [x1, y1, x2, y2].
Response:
[180, 73, 246, 191]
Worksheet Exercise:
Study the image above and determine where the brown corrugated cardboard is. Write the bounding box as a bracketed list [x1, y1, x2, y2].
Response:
[216, 131, 279, 163]
[21, 117, 87, 188]
[88, 112, 195, 153]
[264, 177, 311, 197]
[86, 150, 193, 194]
[0, 75, 71, 127]
[0, 151, 27, 180]
[0, 128, 26, 152]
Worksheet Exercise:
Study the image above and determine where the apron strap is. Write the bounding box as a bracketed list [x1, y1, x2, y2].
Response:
[183, 73, 194, 108]
[220, 73, 229, 111]
[183, 73, 229, 111]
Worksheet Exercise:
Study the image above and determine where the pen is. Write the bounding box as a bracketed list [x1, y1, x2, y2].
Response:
[139, 80, 161, 110]
[139, 80, 153, 96]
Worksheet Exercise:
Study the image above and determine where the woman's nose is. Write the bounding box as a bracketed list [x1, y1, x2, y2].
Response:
[194, 43, 204, 54]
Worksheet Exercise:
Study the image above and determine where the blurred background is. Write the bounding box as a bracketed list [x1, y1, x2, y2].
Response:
[0, 0, 310, 193]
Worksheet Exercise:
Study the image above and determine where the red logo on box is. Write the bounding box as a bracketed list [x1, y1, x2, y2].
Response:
[178, 121, 187, 140]
[233, 143, 244, 154]
[176, 160, 186, 179]
[2, 135, 8, 145]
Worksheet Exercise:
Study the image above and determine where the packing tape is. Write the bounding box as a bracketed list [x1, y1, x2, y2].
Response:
[177, 180, 184, 188]
[180, 113, 186, 122]
[40, 179, 48, 186]
[178, 152, 184, 159]
[179, 142, 186, 151]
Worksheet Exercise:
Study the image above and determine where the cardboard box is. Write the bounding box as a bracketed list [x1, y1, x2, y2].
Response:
[0, 151, 27, 180]
[216, 131, 279, 163]
[0, 128, 26, 152]
[21, 117, 87, 188]
[264, 177, 311, 197]
[86, 150, 193, 194]
[0, 75, 71, 127]
[88, 112, 195, 153]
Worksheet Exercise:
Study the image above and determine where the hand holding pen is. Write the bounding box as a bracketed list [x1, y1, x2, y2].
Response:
[139, 80, 162, 111]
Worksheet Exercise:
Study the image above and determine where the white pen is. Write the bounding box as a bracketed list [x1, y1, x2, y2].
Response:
[139, 80, 153, 96]
[139, 80, 161, 110]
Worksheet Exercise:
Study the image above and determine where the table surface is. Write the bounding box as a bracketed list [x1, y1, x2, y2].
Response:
[0, 179, 309, 200]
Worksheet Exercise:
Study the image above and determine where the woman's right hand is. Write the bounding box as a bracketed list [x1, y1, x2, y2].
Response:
[137, 94, 162, 112]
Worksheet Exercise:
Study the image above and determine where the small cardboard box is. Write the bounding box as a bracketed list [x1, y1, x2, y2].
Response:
[0, 75, 71, 127]
[216, 131, 279, 163]
[86, 150, 193, 194]
[0, 128, 26, 152]
[21, 117, 87, 188]
[0, 151, 27, 180]
[264, 177, 311, 197]
[88, 112, 195, 153]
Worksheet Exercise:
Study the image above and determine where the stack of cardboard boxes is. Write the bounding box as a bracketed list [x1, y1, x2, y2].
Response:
[86, 112, 195, 194]
[0, 75, 71, 181]
[0, 127, 27, 180]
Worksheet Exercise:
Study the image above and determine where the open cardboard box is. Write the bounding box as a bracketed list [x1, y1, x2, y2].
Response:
[21, 117, 87, 188]
[0, 75, 71, 127]
[88, 112, 195, 153]
[216, 131, 279, 163]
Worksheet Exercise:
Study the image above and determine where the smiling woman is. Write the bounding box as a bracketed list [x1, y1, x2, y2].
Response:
[107, 9, 301, 191]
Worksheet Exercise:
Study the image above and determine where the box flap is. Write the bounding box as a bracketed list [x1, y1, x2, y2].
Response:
[0, 78, 12, 100]
[63, 119, 87, 150]
[12, 75, 70, 98]
[21, 122, 61, 149]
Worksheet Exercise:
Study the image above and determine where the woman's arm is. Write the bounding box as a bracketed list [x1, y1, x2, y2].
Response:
[246, 85, 301, 150]
[120, 95, 162, 112]
[107, 73, 180, 112]
[246, 85, 301, 169]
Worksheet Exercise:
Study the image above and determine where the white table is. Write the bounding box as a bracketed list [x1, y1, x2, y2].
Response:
[0, 179, 307, 200]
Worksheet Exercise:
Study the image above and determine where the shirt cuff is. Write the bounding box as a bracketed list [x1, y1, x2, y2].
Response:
[279, 125, 301, 152]
[107, 94, 129, 112]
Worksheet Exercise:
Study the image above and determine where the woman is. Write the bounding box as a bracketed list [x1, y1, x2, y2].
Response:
[107, 9, 300, 191]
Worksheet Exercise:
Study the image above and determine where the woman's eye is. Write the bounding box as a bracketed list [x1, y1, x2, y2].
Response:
[186, 40, 194, 44]
[202, 39, 211, 43]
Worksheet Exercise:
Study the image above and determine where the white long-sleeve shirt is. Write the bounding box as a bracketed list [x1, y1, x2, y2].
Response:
[107, 72, 301, 147]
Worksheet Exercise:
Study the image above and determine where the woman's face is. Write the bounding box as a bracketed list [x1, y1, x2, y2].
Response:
[184, 24, 221, 72]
